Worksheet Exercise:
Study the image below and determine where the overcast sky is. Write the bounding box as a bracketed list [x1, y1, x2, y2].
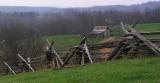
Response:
[0, 0, 159, 8]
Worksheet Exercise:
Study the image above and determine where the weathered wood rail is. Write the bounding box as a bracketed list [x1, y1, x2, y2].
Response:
[140, 31, 160, 35]
[88, 42, 118, 50]
[108, 22, 160, 60]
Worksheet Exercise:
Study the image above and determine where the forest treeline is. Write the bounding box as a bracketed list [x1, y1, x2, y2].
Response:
[0, 7, 160, 37]
[0, 7, 160, 66]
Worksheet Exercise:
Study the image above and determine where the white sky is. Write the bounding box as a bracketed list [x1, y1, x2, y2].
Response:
[0, 0, 159, 8]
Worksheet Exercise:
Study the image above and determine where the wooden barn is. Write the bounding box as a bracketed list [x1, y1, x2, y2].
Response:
[88, 26, 111, 37]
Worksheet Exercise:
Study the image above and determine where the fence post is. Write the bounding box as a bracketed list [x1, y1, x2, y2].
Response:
[17, 54, 35, 72]
[3, 61, 16, 75]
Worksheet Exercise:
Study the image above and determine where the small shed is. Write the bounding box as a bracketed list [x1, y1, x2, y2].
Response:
[88, 26, 110, 37]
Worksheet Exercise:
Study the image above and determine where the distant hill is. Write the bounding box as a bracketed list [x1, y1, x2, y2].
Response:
[86, 1, 160, 11]
[0, 6, 65, 13]
[0, 1, 159, 13]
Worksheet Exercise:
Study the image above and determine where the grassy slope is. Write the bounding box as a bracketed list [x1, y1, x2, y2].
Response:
[0, 57, 160, 83]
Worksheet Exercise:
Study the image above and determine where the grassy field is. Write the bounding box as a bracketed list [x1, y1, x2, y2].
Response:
[135, 23, 160, 31]
[38, 23, 160, 55]
[145, 35, 160, 39]
[0, 23, 158, 83]
[43, 34, 105, 50]
[46, 35, 81, 49]
[41, 23, 160, 49]
[135, 23, 160, 39]
[0, 57, 160, 83]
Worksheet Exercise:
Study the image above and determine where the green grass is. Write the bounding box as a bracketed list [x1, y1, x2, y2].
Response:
[145, 35, 160, 39]
[41, 34, 81, 56]
[135, 23, 160, 39]
[41, 23, 160, 48]
[135, 23, 160, 31]
[43, 34, 105, 50]
[1, 24, 160, 83]
[0, 57, 160, 83]
[42, 35, 81, 50]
